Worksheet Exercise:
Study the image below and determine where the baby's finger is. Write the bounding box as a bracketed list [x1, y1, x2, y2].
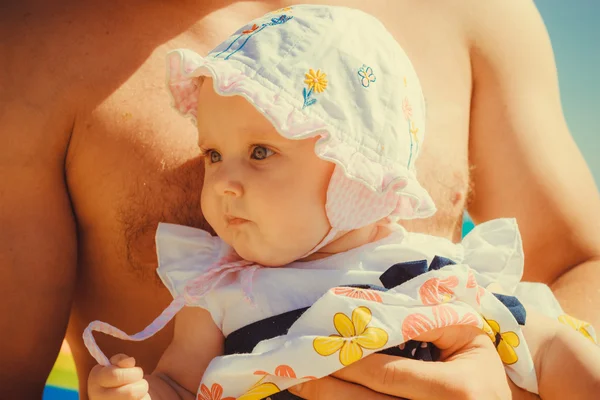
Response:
[95, 364, 145, 388]
[109, 379, 150, 400]
[111, 353, 136, 368]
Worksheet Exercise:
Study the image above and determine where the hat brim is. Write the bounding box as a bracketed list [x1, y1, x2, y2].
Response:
[166, 49, 436, 220]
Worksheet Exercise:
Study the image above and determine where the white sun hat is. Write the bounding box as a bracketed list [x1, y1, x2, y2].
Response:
[166, 4, 436, 250]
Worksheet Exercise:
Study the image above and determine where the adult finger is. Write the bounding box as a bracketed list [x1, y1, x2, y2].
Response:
[410, 325, 484, 356]
[288, 375, 396, 400]
[331, 353, 459, 399]
[332, 332, 507, 399]
[94, 364, 145, 388]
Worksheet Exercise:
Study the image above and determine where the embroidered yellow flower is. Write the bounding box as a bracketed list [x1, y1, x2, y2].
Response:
[304, 69, 328, 93]
[559, 314, 597, 343]
[271, 6, 293, 14]
[409, 121, 419, 140]
[313, 306, 388, 366]
[482, 318, 520, 365]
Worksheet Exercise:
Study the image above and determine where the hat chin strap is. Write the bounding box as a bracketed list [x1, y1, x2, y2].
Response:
[300, 227, 340, 259]
[300, 164, 404, 259]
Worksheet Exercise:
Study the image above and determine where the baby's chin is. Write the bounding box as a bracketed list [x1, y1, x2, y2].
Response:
[233, 243, 306, 267]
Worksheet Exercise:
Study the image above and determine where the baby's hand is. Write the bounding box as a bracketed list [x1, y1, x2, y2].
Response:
[88, 354, 150, 400]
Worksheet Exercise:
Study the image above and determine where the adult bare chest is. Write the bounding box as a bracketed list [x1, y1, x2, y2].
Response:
[67, 57, 209, 287]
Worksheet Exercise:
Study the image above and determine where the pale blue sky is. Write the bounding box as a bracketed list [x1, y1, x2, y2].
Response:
[535, 0, 599, 184]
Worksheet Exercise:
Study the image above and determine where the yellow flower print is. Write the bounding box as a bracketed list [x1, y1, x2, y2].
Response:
[482, 318, 520, 365]
[558, 314, 597, 343]
[236, 380, 280, 400]
[304, 69, 328, 93]
[313, 306, 388, 366]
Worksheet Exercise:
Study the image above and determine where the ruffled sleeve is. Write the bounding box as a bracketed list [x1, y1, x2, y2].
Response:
[458, 218, 524, 293]
[82, 223, 231, 367]
[155, 222, 232, 301]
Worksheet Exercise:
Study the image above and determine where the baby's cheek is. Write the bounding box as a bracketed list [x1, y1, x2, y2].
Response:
[200, 195, 220, 233]
[288, 210, 330, 251]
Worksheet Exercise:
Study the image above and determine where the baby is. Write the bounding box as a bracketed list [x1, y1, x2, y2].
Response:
[84, 5, 599, 400]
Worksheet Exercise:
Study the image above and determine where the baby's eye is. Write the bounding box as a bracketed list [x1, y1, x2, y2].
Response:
[251, 145, 274, 160]
[205, 150, 222, 164]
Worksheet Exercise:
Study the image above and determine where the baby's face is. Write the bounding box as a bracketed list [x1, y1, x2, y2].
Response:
[196, 80, 334, 266]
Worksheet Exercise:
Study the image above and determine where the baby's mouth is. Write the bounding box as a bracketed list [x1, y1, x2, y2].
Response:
[225, 215, 249, 226]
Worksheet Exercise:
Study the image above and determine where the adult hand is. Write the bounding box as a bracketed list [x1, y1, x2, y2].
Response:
[289, 324, 533, 399]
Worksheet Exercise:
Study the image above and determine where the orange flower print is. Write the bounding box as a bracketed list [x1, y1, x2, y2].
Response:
[313, 306, 388, 366]
[197, 383, 235, 400]
[242, 24, 259, 34]
[476, 287, 485, 306]
[332, 287, 383, 303]
[254, 365, 317, 381]
[402, 305, 479, 342]
[433, 304, 479, 327]
[466, 271, 477, 288]
[401, 311, 435, 341]
[419, 276, 459, 305]
[465, 271, 485, 305]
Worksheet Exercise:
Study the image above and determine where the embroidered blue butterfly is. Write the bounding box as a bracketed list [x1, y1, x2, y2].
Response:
[358, 65, 376, 87]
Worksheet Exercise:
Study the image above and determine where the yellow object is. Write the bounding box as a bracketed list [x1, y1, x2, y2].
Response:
[558, 314, 597, 343]
[313, 306, 388, 366]
[46, 341, 79, 390]
[304, 69, 328, 93]
[482, 318, 520, 365]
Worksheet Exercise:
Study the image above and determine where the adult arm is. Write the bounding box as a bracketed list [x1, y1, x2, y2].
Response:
[521, 311, 600, 400]
[0, 10, 78, 398]
[466, 0, 600, 327]
[290, 325, 515, 399]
